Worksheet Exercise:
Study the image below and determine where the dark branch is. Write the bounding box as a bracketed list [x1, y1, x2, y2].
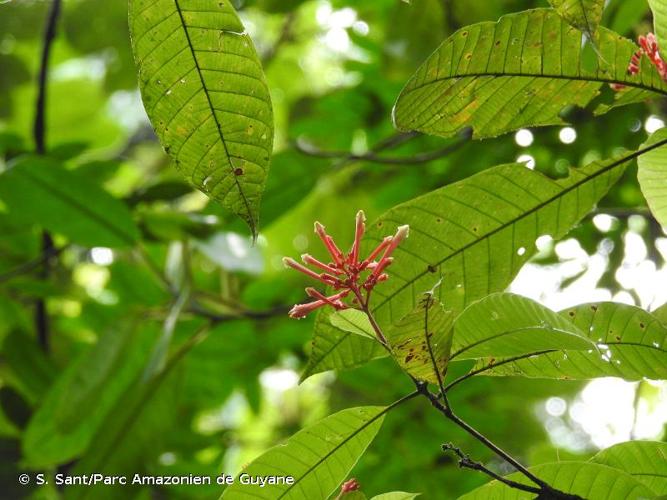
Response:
[441, 443, 540, 494]
[0, 245, 66, 285]
[294, 132, 469, 165]
[33, 0, 62, 352]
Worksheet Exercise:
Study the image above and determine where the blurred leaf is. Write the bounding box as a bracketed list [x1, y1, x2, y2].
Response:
[637, 127, 667, 229]
[451, 293, 592, 360]
[0, 156, 139, 247]
[590, 441, 667, 495]
[548, 0, 605, 40]
[459, 462, 654, 499]
[473, 302, 667, 380]
[194, 232, 263, 274]
[305, 150, 632, 377]
[129, 0, 274, 237]
[649, 0, 667, 50]
[393, 9, 665, 140]
[22, 322, 156, 468]
[221, 406, 387, 499]
[127, 180, 192, 205]
[387, 294, 454, 384]
[1, 330, 57, 405]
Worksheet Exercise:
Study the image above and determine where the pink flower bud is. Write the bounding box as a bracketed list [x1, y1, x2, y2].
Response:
[341, 478, 360, 493]
[314, 222, 344, 265]
[302, 254, 340, 275]
[350, 210, 366, 264]
[288, 300, 326, 318]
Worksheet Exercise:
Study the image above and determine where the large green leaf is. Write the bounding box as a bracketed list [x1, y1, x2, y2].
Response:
[129, 0, 274, 237]
[459, 462, 654, 499]
[649, 0, 667, 51]
[386, 294, 454, 384]
[471, 302, 667, 381]
[303, 146, 645, 379]
[590, 441, 667, 495]
[393, 9, 667, 140]
[547, 0, 605, 40]
[638, 128, 667, 228]
[220, 406, 387, 499]
[0, 156, 139, 247]
[372, 494, 420, 500]
[22, 322, 156, 468]
[451, 293, 592, 360]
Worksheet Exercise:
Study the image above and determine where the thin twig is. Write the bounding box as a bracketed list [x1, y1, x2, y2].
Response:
[294, 133, 469, 165]
[0, 245, 66, 285]
[442, 443, 541, 494]
[356, 303, 579, 498]
[33, 0, 62, 352]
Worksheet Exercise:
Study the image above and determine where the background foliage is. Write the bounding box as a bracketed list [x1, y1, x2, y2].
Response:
[0, 0, 666, 499]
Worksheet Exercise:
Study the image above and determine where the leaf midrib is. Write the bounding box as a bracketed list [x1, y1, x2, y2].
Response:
[17, 167, 135, 245]
[450, 325, 590, 359]
[373, 138, 667, 313]
[172, 0, 254, 228]
[273, 403, 406, 499]
[402, 72, 667, 100]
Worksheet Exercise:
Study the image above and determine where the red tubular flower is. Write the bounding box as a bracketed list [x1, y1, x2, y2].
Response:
[615, 32, 667, 91]
[284, 211, 410, 319]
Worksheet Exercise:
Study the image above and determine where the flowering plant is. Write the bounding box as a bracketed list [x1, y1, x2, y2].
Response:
[282, 210, 409, 321]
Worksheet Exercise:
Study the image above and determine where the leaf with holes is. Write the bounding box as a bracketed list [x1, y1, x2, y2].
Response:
[638, 127, 667, 229]
[548, 0, 605, 41]
[471, 302, 667, 381]
[459, 462, 654, 500]
[129, 0, 273, 237]
[302, 146, 646, 379]
[392, 9, 667, 140]
[451, 293, 592, 360]
[590, 441, 667, 495]
[220, 406, 386, 499]
[386, 294, 454, 384]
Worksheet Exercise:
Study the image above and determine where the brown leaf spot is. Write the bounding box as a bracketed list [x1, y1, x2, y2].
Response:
[234, 168, 244, 176]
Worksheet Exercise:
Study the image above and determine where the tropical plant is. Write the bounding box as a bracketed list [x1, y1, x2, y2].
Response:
[1, 0, 667, 499]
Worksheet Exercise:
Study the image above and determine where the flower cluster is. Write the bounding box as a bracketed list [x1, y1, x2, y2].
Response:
[283, 210, 409, 319]
[612, 33, 667, 91]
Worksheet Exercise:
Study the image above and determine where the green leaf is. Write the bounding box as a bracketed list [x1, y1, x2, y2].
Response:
[471, 302, 667, 381]
[0, 156, 139, 247]
[393, 9, 667, 140]
[302, 309, 386, 381]
[129, 0, 274, 237]
[22, 323, 157, 468]
[649, 0, 667, 51]
[548, 0, 605, 40]
[386, 294, 454, 384]
[459, 462, 654, 499]
[590, 441, 667, 495]
[371, 493, 420, 500]
[329, 309, 376, 340]
[304, 147, 638, 378]
[451, 293, 593, 360]
[638, 128, 667, 229]
[220, 406, 387, 499]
